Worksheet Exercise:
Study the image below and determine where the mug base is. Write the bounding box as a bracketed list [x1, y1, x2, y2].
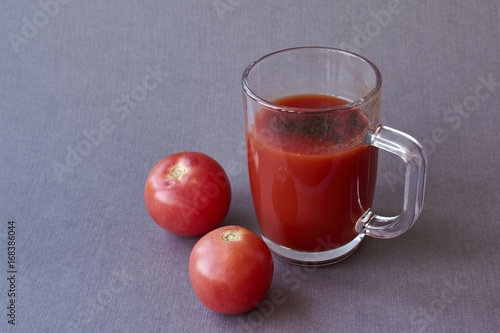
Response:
[261, 233, 365, 267]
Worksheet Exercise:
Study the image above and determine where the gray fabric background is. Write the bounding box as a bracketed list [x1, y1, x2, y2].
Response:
[1, 0, 499, 332]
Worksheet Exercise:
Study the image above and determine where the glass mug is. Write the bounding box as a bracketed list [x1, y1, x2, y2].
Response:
[242, 47, 427, 266]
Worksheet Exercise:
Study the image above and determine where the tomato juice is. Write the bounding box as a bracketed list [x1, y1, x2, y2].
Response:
[247, 94, 378, 252]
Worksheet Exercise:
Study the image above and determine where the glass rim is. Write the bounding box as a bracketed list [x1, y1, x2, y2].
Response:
[241, 46, 382, 114]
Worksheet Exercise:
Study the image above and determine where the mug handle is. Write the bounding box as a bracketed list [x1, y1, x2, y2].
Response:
[355, 125, 428, 238]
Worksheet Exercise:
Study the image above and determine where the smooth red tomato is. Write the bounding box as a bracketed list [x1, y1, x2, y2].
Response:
[144, 152, 231, 236]
[189, 225, 274, 314]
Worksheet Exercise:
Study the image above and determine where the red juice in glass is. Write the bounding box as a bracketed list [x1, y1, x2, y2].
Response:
[242, 47, 427, 266]
[247, 94, 378, 252]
